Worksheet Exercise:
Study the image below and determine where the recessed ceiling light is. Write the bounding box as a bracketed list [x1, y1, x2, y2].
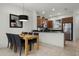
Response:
[52, 8, 55, 11]
[49, 15, 52, 17]
[42, 11, 45, 14]
[57, 13, 61, 15]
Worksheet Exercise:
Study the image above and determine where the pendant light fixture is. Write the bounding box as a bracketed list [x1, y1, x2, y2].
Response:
[19, 3, 28, 21]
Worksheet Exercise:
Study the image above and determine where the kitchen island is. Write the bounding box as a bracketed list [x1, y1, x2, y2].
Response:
[33, 30, 64, 48]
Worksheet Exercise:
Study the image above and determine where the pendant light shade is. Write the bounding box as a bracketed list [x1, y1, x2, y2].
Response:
[19, 15, 28, 21]
[19, 3, 29, 21]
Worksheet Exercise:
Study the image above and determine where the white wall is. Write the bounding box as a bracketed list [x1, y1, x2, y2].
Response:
[0, 4, 33, 48]
[49, 15, 72, 20]
[73, 10, 79, 41]
[31, 11, 37, 30]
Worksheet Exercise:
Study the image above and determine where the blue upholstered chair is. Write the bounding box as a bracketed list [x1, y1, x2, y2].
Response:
[7, 33, 32, 56]
[32, 33, 39, 43]
[6, 33, 17, 52]
[12, 34, 23, 56]
[10, 34, 17, 52]
[28, 33, 39, 50]
[6, 33, 13, 49]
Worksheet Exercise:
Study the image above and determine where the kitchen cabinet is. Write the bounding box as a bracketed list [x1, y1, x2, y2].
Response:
[37, 16, 45, 27]
[37, 16, 41, 26]
[37, 16, 53, 30]
[47, 20, 53, 28]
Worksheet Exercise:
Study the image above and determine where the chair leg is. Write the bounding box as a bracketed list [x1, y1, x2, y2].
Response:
[19, 47, 22, 56]
[14, 44, 17, 53]
[7, 41, 9, 48]
[29, 43, 31, 51]
[10, 44, 13, 49]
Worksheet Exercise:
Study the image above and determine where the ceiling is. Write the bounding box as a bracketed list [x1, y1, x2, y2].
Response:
[1, 3, 79, 18]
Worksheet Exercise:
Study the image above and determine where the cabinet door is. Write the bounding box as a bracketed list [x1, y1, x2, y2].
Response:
[37, 19, 40, 26]
[37, 16, 41, 26]
[47, 21, 53, 28]
[62, 17, 73, 23]
[37, 16, 45, 26]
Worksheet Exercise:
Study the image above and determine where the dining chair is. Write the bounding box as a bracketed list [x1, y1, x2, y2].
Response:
[10, 34, 17, 52]
[6, 33, 13, 49]
[28, 33, 39, 50]
[23, 32, 28, 34]
[32, 33, 39, 43]
[31, 33, 39, 50]
[13, 34, 31, 55]
[28, 32, 32, 35]
[13, 34, 24, 56]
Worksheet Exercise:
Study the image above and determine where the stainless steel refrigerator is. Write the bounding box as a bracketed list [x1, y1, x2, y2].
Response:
[63, 23, 73, 41]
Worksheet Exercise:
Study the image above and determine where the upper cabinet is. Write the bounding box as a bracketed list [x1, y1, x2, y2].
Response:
[37, 16, 45, 27]
[37, 16, 73, 31]
[37, 16, 41, 27]
[62, 17, 73, 31]
[47, 20, 53, 28]
[62, 17, 73, 23]
[37, 16, 53, 28]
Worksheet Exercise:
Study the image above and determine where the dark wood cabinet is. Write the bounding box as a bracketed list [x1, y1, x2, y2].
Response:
[62, 17, 73, 23]
[47, 20, 53, 28]
[37, 16, 41, 26]
[37, 16, 45, 27]
[37, 16, 53, 29]
[62, 17, 73, 31]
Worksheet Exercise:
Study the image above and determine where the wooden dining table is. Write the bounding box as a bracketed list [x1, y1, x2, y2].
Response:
[19, 34, 39, 55]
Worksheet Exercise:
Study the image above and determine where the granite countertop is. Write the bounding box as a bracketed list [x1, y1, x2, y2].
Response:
[32, 30, 63, 33]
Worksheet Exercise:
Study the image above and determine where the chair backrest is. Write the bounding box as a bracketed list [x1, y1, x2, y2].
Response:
[10, 34, 16, 44]
[6, 33, 16, 47]
[13, 34, 22, 47]
[28, 32, 32, 35]
[23, 32, 28, 34]
[34, 33, 39, 35]
[6, 33, 12, 42]
[12, 34, 22, 56]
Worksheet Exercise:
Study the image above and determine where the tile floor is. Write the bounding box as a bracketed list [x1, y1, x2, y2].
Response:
[0, 40, 79, 56]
